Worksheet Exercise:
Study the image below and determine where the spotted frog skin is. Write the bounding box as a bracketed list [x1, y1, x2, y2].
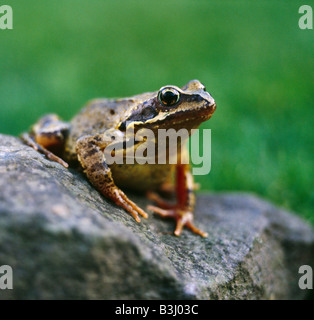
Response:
[22, 80, 216, 237]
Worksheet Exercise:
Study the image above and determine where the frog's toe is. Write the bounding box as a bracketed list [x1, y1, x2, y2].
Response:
[115, 189, 148, 222]
[146, 191, 175, 209]
[147, 205, 208, 238]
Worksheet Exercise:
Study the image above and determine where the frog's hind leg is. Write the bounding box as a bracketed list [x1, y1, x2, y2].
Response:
[21, 114, 70, 168]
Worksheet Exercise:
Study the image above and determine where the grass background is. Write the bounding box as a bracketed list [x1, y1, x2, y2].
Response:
[0, 0, 313, 223]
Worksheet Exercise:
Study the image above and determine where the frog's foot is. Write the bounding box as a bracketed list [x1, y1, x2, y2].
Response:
[147, 204, 208, 237]
[146, 191, 176, 209]
[113, 188, 148, 223]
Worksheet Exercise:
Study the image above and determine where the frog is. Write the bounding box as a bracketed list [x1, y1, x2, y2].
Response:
[21, 79, 216, 237]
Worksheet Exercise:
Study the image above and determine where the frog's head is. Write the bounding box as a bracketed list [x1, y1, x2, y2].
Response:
[118, 80, 216, 134]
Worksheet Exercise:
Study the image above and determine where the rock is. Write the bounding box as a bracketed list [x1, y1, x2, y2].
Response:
[0, 133, 313, 300]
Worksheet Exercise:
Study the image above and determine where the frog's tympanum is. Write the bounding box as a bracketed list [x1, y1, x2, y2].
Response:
[22, 80, 216, 237]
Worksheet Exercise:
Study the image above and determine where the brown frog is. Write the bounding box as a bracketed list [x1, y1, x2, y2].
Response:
[22, 80, 216, 237]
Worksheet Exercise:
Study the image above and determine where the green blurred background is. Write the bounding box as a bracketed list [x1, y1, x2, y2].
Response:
[0, 1, 313, 223]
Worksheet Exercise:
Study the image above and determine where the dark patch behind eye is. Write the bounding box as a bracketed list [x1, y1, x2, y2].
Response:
[119, 106, 158, 131]
[118, 121, 126, 131]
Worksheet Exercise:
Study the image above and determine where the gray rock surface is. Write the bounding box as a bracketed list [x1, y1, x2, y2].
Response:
[0, 133, 313, 300]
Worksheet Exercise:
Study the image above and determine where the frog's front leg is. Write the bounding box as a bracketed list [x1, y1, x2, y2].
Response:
[147, 164, 208, 237]
[75, 134, 148, 222]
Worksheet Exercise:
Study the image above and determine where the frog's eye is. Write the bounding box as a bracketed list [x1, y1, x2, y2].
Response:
[158, 87, 180, 107]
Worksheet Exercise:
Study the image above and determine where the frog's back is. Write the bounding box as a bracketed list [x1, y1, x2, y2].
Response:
[64, 90, 157, 163]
